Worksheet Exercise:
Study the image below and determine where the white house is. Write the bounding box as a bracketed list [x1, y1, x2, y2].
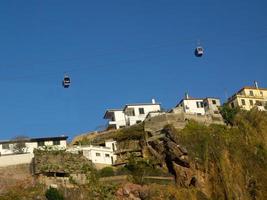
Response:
[67, 140, 117, 166]
[0, 136, 68, 167]
[173, 93, 221, 116]
[104, 99, 161, 129]
[123, 100, 161, 126]
[103, 109, 126, 130]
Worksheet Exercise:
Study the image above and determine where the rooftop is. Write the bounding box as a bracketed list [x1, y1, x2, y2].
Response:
[0, 136, 68, 145]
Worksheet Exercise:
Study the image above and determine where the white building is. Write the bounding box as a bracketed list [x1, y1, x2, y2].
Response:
[67, 140, 117, 166]
[103, 109, 126, 130]
[173, 93, 221, 116]
[123, 100, 161, 126]
[0, 136, 68, 167]
[104, 99, 161, 129]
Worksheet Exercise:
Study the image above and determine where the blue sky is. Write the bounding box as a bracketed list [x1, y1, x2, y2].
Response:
[0, 0, 266, 140]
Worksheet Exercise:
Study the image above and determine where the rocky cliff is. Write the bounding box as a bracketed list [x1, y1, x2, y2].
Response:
[73, 109, 267, 200]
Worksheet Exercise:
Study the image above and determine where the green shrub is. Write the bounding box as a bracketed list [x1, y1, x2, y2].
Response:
[98, 167, 115, 177]
[45, 187, 64, 200]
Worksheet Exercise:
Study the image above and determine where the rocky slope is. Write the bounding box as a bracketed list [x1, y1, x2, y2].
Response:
[74, 109, 267, 200]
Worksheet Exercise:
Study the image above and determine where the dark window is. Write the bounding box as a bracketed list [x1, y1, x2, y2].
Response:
[249, 100, 253, 106]
[196, 101, 204, 108]
[256, 101, 262, 106]
[249, 91, 254, 96]
[139, 108, 145, 114]
[125, 108, 135, 116]
[212, 100, 217, 105]
[105, 154, 110, 157]
[136, 120, 142, 124]
[38, 141, 45, 147]
[241, 99, 246, 106]
[214, 111, 219, 114]
[53, 140, 60, 145]
[231, 102, 235, 108]
[2, 144, 10, 149]
[96, 153, 101, 157]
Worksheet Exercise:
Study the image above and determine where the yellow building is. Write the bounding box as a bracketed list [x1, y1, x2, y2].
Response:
[227, 84, 267, 111]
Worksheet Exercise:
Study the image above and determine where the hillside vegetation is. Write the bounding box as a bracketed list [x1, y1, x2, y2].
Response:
[0, 109, 266, 200]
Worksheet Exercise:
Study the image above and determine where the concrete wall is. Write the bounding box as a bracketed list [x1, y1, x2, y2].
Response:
[144, 112, 224, 133]
[0, 153, 33, 167]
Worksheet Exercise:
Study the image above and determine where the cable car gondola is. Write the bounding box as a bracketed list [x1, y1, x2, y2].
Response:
[62, 75, 71, 88]
[194, 46, 204, 57]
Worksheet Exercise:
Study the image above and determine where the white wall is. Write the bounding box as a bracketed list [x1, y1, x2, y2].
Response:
[68, 141, 117, 165]
[125, 104, 161, 126]
[183, 100, 205, 115]
[114, 111, 126, 129]
[82, 146, 116, 165]
[0, 153, 33, 167]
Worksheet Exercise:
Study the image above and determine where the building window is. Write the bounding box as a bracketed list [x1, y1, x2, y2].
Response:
[136, 120, 142, 124]
[2, 144, 10, 150]
[96, 153, 101, 157]
[196, 102, 204, 108]
[255, 101, 262, 106]
[125, 108, 135, 116]
[241, 99, 246, 106]
[212, 100, 217, 105]
[231, 102, 235, 108]
[53, 140, 60, 145]
[249, 91, 254, 96]
[260, 91, 263, 96]
[139, 108, 145, 114]
[37, 141, 45, 147]
[249, 100, 253, 106]
[105, 154, 110, 157]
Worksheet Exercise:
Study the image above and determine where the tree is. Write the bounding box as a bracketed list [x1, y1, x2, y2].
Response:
[125, 156, 152, 185]
[12, 135, 29, 154]
[219, 105, 239, 126]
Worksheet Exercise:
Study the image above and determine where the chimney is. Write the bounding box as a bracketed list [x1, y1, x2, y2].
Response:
[254, 81, 259, 89]
[185, 92, 189, 100]
[152, 98, 156, 104]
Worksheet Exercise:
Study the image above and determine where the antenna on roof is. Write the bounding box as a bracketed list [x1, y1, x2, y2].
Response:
[254, 81, 259, 89]
[185, 92, 189, 100]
